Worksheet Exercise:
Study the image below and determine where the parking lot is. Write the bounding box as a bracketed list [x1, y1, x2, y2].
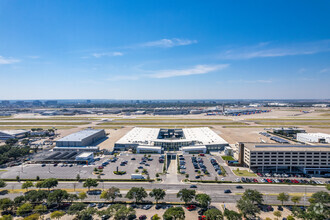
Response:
[0, 153, 164, 180]
[179, 154, 226, 181]
[100, 154, 164, 179]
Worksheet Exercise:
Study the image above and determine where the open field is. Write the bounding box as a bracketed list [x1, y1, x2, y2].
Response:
[98, 122, 246, 126]
[0, 122, 90, 125]
[4, 117, 100, 121]
[255, 121, 330, 126]
[112, 118, 232, 121]
[246, 118, 330, 121]
[0, 126, 77, 130]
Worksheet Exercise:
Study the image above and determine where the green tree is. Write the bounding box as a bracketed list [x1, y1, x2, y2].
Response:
[23, 214, 40, 220]
[0, 179, 7, 188]
[273, 210, 282, 220]
[33, 204, 47, 214]
[14, 196, 25, 206]
[242, 189, 263, 205]
[78, 192, 87, 201]
[16, 203, 33, 216]
[67, 194, 79, 203]
[163, 207, 185, 220]
[286, 215, 295, 220]
[100, 187, 122, 203]
[125, 187, 148, 203]
[68, 203, 87, 215]
[291, 196, 301, 206]
[0, 215, 12, 220]
[113, 206, 136, 220]
[151, 214, 161, 220]
[326, 184, 330, 191]
[204, 208, 223, 220]
[83, 178, 98, 191]
[277, 192, 290, 206]
[0, 198, 14, 212]
[177, 189, 196, 204]
[310, 191, 330, 205]
[236, 198, 260, 218]
[47, 189, 69, 207]
[195, 193, 211, 208]
[74, 207, 96, 220]
[24, 190, 48, 203]
[50, 210, 65, 220]
[149, 188, 166, 204]
[21, 181, 34, 192]
[223, 209, 242, 220]
[36, 178, 58, 191]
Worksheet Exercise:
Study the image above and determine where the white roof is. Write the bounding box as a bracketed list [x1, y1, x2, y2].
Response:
[57, 129, 104, 142]
[116, 127, 160, 145]
[137, 146, 162, 150]
[116, 127, 228, 146]
[182, 146, 207, 150]
[77, 152, 93, 157]
[298, 133, 330, 138]
[0, 130, 28, 135]
[183, 127, 228, 145]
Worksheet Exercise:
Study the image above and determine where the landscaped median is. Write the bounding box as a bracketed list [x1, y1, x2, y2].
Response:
[232, 169, 257, 177]
[1, 178, 154, 182]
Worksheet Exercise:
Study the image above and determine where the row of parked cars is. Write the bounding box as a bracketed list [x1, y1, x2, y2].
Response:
[191, 156, 209, 175]
[241, 177, 325, 185]
[209, 157, 222, 175]
[257, 172, 311, 178]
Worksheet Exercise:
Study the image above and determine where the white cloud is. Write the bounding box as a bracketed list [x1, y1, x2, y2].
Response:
[298, 68, 307, 73]
[320, 68, 330, 73]
[227, 79, 273, 84]
[148, 64, 228, 79]
[220, 39, 330, 59]
[92, 52, 123, 58]
[140, 38, 197, 48]
[0, 56, 20, 64]
[107, 64, 228, 81]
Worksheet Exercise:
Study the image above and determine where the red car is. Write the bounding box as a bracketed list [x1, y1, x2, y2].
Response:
[199, 154, 205, 156]
[98, 166, 104, 169]
[198, 216, 206, 220]
[186, 205, 197, 211]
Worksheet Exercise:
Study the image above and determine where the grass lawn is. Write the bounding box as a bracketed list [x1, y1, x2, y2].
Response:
[221, 156, 235, 161]
[233, 169, 257, 177]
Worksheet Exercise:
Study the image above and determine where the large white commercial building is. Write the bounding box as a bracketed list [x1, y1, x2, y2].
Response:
[297, 133, 330, 144]
[238, 143, 330, 175]
[115, 127, 228, 153]
[0, 130, 29, 140]
[56, 129, 106, 147]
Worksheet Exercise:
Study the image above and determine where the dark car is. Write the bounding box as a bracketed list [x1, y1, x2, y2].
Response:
[190, 185, 197, 188]
[224, 189, 231, 193]
[236, 185, 243, 189]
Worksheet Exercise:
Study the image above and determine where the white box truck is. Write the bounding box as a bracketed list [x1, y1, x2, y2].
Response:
[131, 174, 145, 180]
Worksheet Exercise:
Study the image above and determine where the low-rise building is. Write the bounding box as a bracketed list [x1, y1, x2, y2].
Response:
[114, 127, 228, 153]
[297, 133, 330, 144]
[56, 129, 106, 147]
[75, 152, 94, 164]
[0, 130, 29, 140]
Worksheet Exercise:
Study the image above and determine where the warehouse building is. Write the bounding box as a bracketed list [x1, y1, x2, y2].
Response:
[56, 129, 106, 147]
[238, 143, 330, 176]
[115, 127, 228, 153]
[297, 133, 330, 144]
[0, 130, 29, 140]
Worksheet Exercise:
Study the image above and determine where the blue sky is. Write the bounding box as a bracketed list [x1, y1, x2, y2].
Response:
[0, 0, 329, 100]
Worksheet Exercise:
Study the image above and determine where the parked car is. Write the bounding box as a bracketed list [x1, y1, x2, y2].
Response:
[186, 205, 197, 211]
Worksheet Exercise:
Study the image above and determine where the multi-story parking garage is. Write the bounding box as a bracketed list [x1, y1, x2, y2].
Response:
[114, 127, 228, 153]
[238, 143, 330, 176]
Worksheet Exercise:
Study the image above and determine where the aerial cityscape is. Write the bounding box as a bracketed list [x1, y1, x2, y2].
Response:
[0, 1, 329, 220]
